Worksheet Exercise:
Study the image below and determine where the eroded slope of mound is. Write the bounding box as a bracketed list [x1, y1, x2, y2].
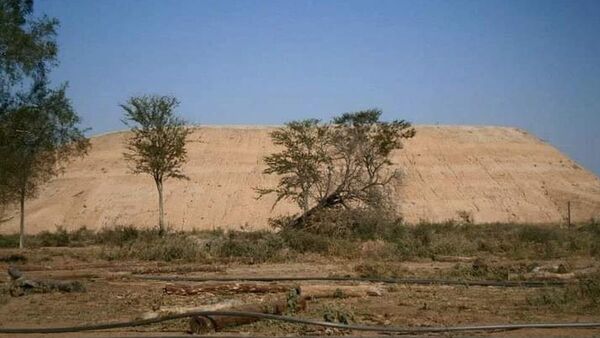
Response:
[1, 126, 599, 233]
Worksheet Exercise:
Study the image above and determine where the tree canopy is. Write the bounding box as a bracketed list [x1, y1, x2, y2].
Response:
[121, 95, 190, 234]
[0, 0, 58, 108]
[0, 0, 88, 248]
[258, 109, 415, 227]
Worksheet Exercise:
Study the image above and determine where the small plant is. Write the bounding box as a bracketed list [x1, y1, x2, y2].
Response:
[354, 261, 408, 279]
[211, 230, 286, 263]
[528, 272, 600, 311]
[95, 225, 142, 245]
[101, 233, 206, 262]
[456, 210, 473, 224]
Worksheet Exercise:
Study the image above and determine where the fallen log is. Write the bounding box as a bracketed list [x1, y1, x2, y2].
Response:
[164, 282, 296, 295]
[7, 267, 85, 297]
[434, 255, 476, 263]
[140, 299, 244, 320]
[520, 272, 577, 280]
[301, 284, 384, 298]
[189, 295, 307, 333]
[132, 264, 224, 275]
[163, 282, 385, 298]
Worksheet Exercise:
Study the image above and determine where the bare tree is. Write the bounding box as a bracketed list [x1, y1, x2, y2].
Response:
[258, 109, 415, 228]
[121, 95, 190, 235]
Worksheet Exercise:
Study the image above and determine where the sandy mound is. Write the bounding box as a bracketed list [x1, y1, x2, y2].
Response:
[1, 125, 599, 233]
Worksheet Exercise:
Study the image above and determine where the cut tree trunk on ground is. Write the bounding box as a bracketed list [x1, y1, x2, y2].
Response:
[140, 299, 244, 320]
[520, 272, 577, 280]
[164, 282, 297, 295]
[163, 283, 385, 298]
[132, 264, 224, 275]
[434, 255, 476, 263]
[189, 297, 307, 333]
[289, 192, 342, 228]
[301, 284, 384, 298]
[7, 267, 86, 296]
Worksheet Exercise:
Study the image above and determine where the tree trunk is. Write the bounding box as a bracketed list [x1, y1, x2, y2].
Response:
[164, 283, 297, 295]
[156, 179, 165, 236]
[289, 191, 342, 228]
[19, 190, 25, 249]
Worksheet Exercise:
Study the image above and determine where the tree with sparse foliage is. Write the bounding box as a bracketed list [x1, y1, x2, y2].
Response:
[258, 109, 415, 227]
[121, 95, 190, 235]
[0, 0, 89, 248]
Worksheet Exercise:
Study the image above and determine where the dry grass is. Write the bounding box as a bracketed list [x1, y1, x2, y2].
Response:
[1, 215, 599, 264]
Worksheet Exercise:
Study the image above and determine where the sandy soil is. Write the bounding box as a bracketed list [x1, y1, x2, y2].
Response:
[1, 125, 599, 234]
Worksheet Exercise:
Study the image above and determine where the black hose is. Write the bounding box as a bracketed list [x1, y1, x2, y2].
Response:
[131, 275, 566, 288]
[0, 310, 598, 334]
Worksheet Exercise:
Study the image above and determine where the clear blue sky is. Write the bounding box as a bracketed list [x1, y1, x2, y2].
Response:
[37, 0, 600, 175]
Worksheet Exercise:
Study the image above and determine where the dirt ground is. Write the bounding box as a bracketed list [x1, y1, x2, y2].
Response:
[0, 247, 598, 338]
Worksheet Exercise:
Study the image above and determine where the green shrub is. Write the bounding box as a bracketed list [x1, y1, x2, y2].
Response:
[211, 230, 285, 263]
[95, 225, 143, 245]
[518, 226, 561, 244]
[280, 229, 331, 254]
[354, 261, 408, 278]
[0, 234, 19, 248]
[36, 226, 71, 247]
[102, 233, 206, 262]
[528, 272, 600, 311]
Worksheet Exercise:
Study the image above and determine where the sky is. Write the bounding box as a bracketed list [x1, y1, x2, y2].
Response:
[36, 0, 600, 175]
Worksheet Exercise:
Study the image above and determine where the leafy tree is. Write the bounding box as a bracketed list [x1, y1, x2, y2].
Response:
[258, 109, 415, 227]
[121, 95, 190, 235]
[1, 0, 58, 108]
[0, 0, 88, 248]
[256, 119, 331, 219]
[0, 76, 89, 248]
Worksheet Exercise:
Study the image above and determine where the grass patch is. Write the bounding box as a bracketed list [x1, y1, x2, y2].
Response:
[354, 261, 409, 279]
[528, 272, 600, 311]
[101, 233, 207, 262]
[1, 216, 599, 263]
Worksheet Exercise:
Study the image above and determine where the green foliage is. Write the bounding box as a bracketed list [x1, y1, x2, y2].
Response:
[257, 119, 329, 214]
[0, 78, 89, 248]
[102, 233, 207, 262]
[529, 272, 600, 311]
[0, 234, 19, 248]
[279, 229, 332, 254]
[2, 220, 599, 263]
[0, 81, 89, 194]
[0, 1, 88, 249]
[258, 109, 415, 226]
[95, 225, 142, 245]
[121, 95, 190, 234]
[212, 230, 286, 263]
[0, 0, 58, 102]
[121, 95, 190, 182]
[354, 261, 408, 278]
[36, 226, 70, 246]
